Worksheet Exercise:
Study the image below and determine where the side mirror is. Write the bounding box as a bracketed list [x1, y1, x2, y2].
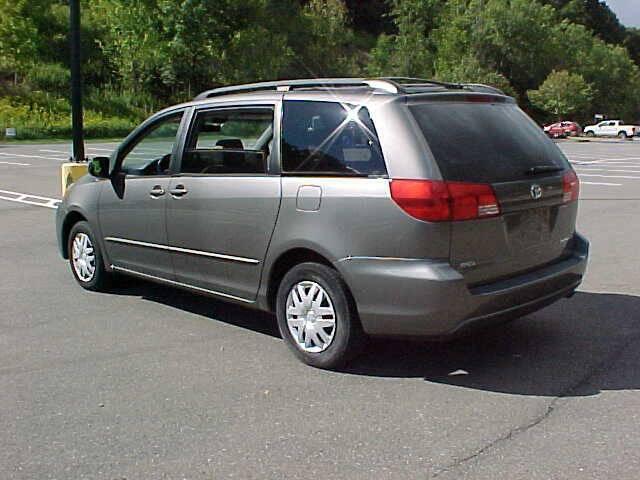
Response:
[88, 156, 110, 178]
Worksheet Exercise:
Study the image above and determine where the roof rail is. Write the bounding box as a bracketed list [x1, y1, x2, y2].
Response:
[380, 77, 506, 95]
[194, 78, 400, 100]
[379, 77, 465, 90]
[194, 77, 505, 100]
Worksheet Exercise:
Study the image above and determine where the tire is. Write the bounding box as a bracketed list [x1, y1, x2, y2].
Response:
[586, 131, 595, 137]
[67, 221, 111, 291]
[276, 262, 364, 369]
[618, 131, 628, 139]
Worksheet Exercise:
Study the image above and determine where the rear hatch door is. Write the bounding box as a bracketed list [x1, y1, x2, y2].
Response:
[409, 97, 577, 285]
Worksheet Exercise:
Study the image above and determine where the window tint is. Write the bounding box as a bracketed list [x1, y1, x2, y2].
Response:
[181, 108, 273, 175]
[120, 112, 183, 176]
[282, 101, 386, 176]
[409, 102, 570, 183]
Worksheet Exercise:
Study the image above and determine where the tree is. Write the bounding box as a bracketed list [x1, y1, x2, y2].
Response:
[540, 0, 626, 46]
[558, 21, 640, 121]
[528, 70, 593, 119]
[0, 0, 39, 79]
[624, 28, 640, 67]
[367, 0, 444, 77]
[298, 0, 358, 77]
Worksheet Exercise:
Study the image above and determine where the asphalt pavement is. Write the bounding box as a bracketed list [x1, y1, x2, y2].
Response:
[1, 139, 639, 479]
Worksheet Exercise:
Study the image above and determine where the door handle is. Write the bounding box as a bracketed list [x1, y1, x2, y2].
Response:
[149, 185, 165, 198]
[170, 184, 188, 197]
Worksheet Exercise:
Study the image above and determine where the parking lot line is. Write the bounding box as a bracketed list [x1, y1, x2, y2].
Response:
[0, 189, 60, 209]
[0, 160, 31, 166]
[575, 168, 640, 173]
[0, 152, 66, 161]
[578, 173, 640, 180]
[87, 147, 115, 152]
[40, 149, 69, 155]
[580, 181, 622, 186]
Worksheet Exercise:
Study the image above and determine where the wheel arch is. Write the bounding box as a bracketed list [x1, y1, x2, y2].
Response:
[60, 210, 88, 259]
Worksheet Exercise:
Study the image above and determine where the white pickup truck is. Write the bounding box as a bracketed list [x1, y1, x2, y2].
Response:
[583, 120, 639, 139]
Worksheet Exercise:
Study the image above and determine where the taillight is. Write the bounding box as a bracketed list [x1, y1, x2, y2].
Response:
[390, 179, 500, 222]
[562, 170, 580, 203]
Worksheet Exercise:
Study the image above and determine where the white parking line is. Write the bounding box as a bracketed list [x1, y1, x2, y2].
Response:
[40, 149, 69, 155]
[572, 162, 640, 167]
[580, 181, 622, 186]
[575, 167, 640, 173]
[578, 173, 640, 180]
[0, 189, 60, 209]
[0, 152, 66, 161]
[0, 160, 31, 166]
[87, 147, 115, 152]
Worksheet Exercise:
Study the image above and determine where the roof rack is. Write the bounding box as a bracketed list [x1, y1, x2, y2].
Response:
[194, 77, 504, 100]
[379, 77, 465, 90]
[194, 78, 400, 100]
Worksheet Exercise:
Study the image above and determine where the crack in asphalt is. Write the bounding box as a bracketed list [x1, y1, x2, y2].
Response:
[430, 331, 640, 478]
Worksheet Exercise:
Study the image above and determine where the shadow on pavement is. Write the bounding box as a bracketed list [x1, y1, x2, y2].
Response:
[346, 292, 640, 396]
[109, 278, 280, 338]
[108, 282, 640, 397]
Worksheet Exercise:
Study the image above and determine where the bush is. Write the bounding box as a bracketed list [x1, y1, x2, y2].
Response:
[27, 63, 70, 96]
[84, 87, 155, 120]
[0, 98, 138, 140]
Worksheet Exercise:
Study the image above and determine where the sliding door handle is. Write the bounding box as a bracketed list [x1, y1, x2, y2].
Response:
[170, 185, 188, 197]
[149, 185, 165, 198]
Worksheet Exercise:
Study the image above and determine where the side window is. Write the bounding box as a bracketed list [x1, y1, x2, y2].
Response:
[120, 112, 184, 176]
[281, 101, 387, 176]
[181, 107, 273, 175]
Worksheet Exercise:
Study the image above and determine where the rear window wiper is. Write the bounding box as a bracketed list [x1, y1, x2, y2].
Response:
[526, 165, 564, 176]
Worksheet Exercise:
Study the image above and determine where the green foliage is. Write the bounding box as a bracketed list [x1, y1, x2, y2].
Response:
[299, 0, 359, 77]
[0, 0, 39, 74]
[2, 0, 640, 140]
[367, 0, 443, 77]
[558, 21, 640, 120]
[528, 70, 593, 119]
[27, 63, 70, 95]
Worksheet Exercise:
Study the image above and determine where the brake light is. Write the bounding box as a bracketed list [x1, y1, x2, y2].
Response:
[390, 179, 500, 222]
[562, 170, 580, 203]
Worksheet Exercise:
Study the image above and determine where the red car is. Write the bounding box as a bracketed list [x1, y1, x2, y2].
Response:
[544, 121, 582, 138]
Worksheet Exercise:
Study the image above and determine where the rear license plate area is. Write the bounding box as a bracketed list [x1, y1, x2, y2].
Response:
[506, 208, 551, 250]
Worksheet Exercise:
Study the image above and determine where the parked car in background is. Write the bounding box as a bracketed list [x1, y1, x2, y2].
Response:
[544, 121, 582, 138]
[56, 77, 589, 369]
[583, 120, 639, 139]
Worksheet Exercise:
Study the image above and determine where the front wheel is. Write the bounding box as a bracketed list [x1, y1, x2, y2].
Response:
[68, 221, 111, 291]
[276, 262, 364, 369]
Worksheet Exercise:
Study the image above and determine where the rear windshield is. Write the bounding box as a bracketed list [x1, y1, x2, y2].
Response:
[409, 102, 570, 183]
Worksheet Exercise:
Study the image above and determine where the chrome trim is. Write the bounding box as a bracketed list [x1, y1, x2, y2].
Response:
[110, 265, 255, 304]
[104, 237, 260, 264]
[337, 256, 429, 263]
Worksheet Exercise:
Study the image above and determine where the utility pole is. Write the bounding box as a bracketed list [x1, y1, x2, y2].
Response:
[69, 0, 85, 162]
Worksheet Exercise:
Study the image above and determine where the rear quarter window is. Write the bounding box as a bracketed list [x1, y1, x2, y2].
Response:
[409, 102, 570, 183]
[281, 100, 387, 176]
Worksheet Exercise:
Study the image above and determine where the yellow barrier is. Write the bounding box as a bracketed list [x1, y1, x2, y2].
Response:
[60, 162, 88, 196]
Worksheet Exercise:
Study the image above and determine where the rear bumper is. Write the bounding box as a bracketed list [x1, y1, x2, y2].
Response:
[337, 233, 589, 337]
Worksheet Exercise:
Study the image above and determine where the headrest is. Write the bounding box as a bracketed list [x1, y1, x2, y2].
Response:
[216, 138, 244, 150]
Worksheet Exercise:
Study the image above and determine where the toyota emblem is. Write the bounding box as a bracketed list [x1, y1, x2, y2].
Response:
[530, 184, 543, 200]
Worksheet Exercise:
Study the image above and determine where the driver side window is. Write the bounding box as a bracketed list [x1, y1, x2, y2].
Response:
[120, 112, 184, 176]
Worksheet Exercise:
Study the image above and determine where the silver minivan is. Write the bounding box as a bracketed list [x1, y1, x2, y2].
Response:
[56, 78, 589, 368]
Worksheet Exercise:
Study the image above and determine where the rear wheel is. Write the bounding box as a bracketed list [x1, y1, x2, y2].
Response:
[276, 262, 364, 369]
[68, 221, 111, 291]
[586, 131, 595, 137]
[618, 131, 628, 139]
